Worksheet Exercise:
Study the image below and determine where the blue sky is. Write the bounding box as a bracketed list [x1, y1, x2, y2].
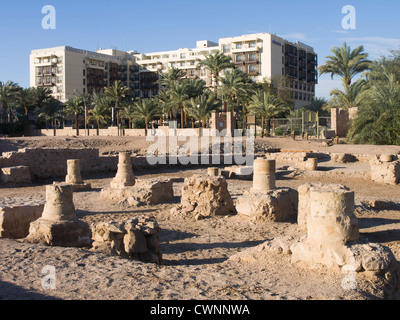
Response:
[1, 0, 399, 98]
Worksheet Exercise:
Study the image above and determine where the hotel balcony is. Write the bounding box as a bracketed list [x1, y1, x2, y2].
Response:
[231, 45, 261, 54]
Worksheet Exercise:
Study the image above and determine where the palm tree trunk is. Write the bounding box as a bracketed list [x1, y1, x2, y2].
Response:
[75, 115, 79, 136]
[180, 104, 184, 129]
[97, 120, 100, 136]
[198, 121, 202, 137]
[145, 119, 148, 136]
[261, 116, 265, 138]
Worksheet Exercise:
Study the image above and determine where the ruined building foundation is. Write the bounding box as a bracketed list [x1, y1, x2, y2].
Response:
[235, 159, 298, 222]
[25, 184, 91, 247]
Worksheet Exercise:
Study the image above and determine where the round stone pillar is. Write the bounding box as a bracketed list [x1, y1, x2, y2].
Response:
[41, 184, 76, 221]
[252, 159, 276, 192]
[305, 158, 318, 171]
[65, 159, 83, 184]
[110, 152, 136, 189]
[308, 189, 359, 244]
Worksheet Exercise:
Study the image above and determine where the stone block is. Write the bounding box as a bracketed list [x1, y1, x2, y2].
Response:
[101, 178, 174, 206]
[26, 218, 91, 247]
[0, 166, 31, 184]
[235, 188, 298, 222]
[176, 174, 236, 218]
[91, 217, 162, 264]
[0, 197, 45, 239]
[370, 159, 400, 185]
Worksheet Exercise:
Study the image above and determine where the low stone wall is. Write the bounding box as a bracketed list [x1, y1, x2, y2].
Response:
[0, 148, 109, 180]
[0, 197, 46, 238]
[38, 127, 218, 137]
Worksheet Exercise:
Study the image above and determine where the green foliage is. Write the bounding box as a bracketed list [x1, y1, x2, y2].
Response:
[347, 63, 400, 145]
[319, 42, 372, 85]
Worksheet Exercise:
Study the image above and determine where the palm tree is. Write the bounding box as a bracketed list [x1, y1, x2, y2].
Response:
[303, 97, 329, 117]
[120, 97, 138, 129]
[221, 68, 254, 112]
[0, 81, 20, 123]
[65, 96, 85, 136]
[158, 67, 187, 89]
[248, 90, 290, 137]
[29, 87, 53, 110]
[329, 79, 368, 110]
[37, 98, 64, 136]
[170, 81, 190, 128]
[319, 42, 372, 85]
[199, 51, 234, 90]
[16, 88, 33, 121]
[88, 94, 112, 135]
[156, 88, 175, 122]
[133, 99, 161, 136]
[187, 91, 220, 136]
[347, 71, 400, 145]
[104, 80, 131, 127]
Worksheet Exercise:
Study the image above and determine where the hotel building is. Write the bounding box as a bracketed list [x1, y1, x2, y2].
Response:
[30, 32, 317, 108]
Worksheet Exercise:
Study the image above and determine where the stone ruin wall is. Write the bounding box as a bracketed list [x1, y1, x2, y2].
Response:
[0, 147, 396, 182]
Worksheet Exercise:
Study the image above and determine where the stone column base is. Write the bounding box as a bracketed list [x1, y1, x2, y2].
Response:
[235, 188, 298, 222]
[25, 218, 91, 247]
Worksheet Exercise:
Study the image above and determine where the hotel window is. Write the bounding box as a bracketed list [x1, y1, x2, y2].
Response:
[57, 76, 63, 83]
[200, 69, 206, 76]
[57, 66, 63, 74]
[189, 70, 195, 76]
[36, 77, 42, 85]
[249, 65, 257, 73]
[223, 45, 230, 53]
[236, 55, 243, 62]
[180, 53, 186, 59]
[249, 42, 257, 48]
[236, 43, 242, 49]
[180, 62, 185, 67]
[249, 53, 256, 61]
[57, 86, 63, 93]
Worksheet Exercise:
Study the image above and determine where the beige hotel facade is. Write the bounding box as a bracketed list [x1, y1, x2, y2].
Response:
[30, 32, 317, 108]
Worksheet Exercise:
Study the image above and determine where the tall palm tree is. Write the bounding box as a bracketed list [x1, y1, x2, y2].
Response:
[170, 81, 190, 128]
[156, 88, 175, 122]
[248, 90, 290, 137]
[319, 42, 372, 85]
[158, 67, 187, 89]
[120, 97, 138, 129]
[187, 91, 220, 136]
[329, 79, 368, 110]
[88, 94, 112, 135]
[303, 97, 329, 117]
[65, 96, 85, 136]
[199, 51, 234, 90]
[29, 87, 53, 110]
[37, 98, 64, 136]
[221, 68, 254, 112]
[0, 81, 20, 123]
[133, 99, 161, 136]
[104, 80, 131, 127]
[16, 88, 33, 122]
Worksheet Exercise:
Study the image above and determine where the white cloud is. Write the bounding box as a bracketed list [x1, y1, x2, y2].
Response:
[279, 33, 316, 43]
[339, 36, 400, 59]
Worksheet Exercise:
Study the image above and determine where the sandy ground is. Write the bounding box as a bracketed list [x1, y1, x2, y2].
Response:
[1, 136, 400, 301]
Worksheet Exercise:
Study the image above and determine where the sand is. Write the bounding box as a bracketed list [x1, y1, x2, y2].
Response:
[0, 136, 400, 300]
